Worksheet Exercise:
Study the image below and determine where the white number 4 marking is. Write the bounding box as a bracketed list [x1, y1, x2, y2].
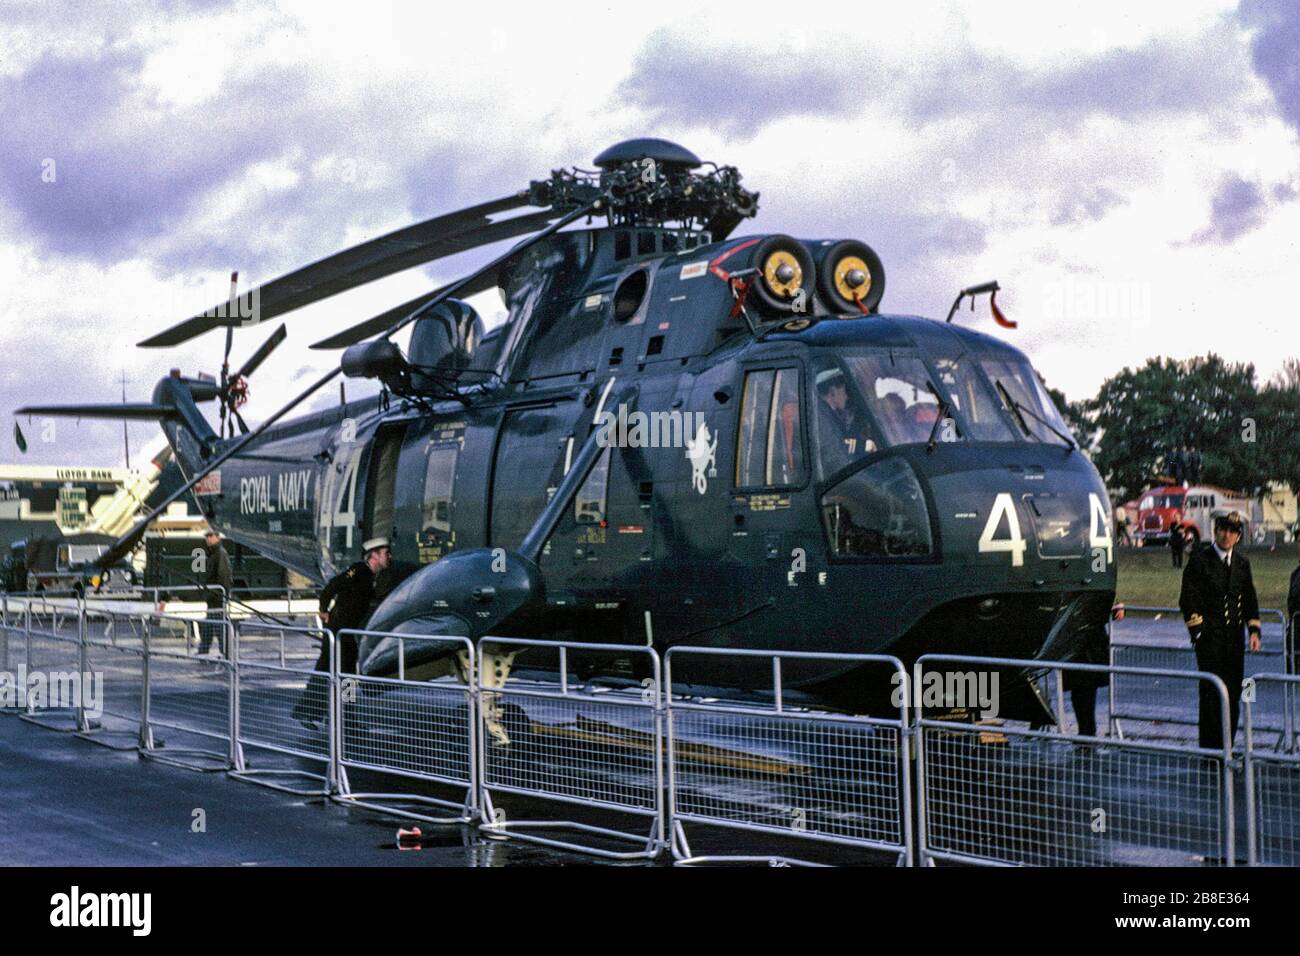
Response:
[1088, 493, 1113, 566]
[979, 493, 1026, 567]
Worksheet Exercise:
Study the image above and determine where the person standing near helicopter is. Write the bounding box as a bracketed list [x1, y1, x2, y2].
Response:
[292, 537, 391, 727]
[1179, 512, 1261, 750]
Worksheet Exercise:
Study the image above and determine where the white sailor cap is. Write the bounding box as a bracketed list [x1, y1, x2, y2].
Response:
[362, 537, 390, 554]
[816, 368, 845, 388]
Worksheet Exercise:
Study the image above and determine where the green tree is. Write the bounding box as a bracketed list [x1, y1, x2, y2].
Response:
[1269, 357, 1300, 391]
[1257, 378, 1300, 494]
[1045, 386, 1098, 452]
[1089, 355, 1267, 499]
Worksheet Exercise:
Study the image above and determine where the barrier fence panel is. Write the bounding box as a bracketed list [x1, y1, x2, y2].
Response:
[1109, 606, 1289, 743]
[74, 607, 147, 750]
[664, 648, 912, 867]
[12, 595, 1300, 867]
[19, 595, 88, 732]
[1245, 674, 1300, 866]
[916, 654, 1235, 867]
[138, 612, 235, 772]
[230, 621, 334, 796]
[332, 630, 478, 825]
[476, 637, 665, 861]
[0, 601, 25, 713]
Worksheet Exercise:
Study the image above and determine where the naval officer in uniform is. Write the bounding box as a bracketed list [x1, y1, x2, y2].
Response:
[1178, 512, 1261, 750]
[292, 537, 392, 727]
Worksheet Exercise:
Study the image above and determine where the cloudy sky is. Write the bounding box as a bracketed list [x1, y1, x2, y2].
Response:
[1, 0, 1296, 467]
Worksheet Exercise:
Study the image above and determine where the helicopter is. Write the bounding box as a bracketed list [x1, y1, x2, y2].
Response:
[17, 138, 1117, 723]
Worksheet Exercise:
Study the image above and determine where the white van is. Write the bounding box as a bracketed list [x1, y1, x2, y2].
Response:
[1177, 486, 1252, 549]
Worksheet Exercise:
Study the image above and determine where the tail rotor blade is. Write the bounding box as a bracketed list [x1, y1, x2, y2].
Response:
[234, 324, 288, 380]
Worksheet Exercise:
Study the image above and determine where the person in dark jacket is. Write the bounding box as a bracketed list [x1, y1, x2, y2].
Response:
[1169, 521, 1186, 568]
[1179, 512, 1261, 750]
[292, 537, 391, 727]
[198, 529, 233, 656]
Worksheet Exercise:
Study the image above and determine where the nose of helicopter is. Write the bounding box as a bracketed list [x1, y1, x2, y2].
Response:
[921, 444, 1114, 585]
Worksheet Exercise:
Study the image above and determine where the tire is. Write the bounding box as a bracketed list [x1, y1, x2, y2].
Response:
[816, 239, 886, 314]
[747, 235, 817, 315]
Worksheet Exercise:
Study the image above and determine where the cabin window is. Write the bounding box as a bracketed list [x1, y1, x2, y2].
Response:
[575, 446, 612, 524]
[735, 367, 806, 488]
[419, 442, 458, 563]
[614, 269, 649, 323]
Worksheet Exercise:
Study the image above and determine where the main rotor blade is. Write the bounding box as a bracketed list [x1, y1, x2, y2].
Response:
[137, 195, 553, 348]
[14, 403, 180, 421]
[308, 272, 499, 350]
[96, 194, 608, 572]
[384, 199, 604, 343]
[234, 323, 288, 380]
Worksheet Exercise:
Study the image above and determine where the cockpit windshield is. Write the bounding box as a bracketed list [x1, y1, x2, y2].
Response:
[979, 356, 1074, 446]
[812, 348, 1072, 477]
[931, 355, 1017, 442]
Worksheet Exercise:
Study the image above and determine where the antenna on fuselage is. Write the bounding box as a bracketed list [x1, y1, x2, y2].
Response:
[945, 280, 1016, 329]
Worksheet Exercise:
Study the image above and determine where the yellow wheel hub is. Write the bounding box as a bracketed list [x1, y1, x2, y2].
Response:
[833, 255, 872, 302]
[763, 250, 803, 299]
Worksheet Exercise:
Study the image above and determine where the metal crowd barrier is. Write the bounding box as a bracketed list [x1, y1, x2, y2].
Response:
[915, 654, 1235, 867]
[230, 621, 335, 796]
[138, 611, 236, 772]
[19, 594, 87, 732]
[1, 601, 33, 714]
[1109, 606, 1290, 742]
[665, 648, 912, 866]
[74, 606, 147, 750]
[9, 594, 1300, 867]
[476, 636, 666, 861]
[1245, 674, 1300, 865]
[332, 629, 478, 825]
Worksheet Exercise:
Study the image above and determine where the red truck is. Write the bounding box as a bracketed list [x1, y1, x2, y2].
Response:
[1135, 485, 1186, 547]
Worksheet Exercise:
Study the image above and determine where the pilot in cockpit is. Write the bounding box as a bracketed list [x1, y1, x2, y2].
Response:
[815, 367, 877, 474]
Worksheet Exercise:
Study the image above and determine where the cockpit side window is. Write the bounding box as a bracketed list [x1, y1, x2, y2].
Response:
[813, 361, 880, 480]
[736, 367, 806, 488]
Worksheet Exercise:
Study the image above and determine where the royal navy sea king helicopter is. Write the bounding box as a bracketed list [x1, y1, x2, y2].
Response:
[18, 138, 1116, 722]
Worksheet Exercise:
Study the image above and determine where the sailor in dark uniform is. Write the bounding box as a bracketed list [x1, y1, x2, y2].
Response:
[292, 537, 392, 727]
[1178, 512, 1261, 750]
